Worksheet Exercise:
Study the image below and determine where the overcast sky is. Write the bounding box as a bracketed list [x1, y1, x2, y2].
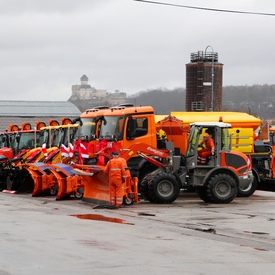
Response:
[0, 0, 274, 101]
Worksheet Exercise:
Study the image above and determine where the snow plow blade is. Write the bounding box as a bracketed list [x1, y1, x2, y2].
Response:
[50, 163, 85, 200]
[73, 165, 139, 206]
[24, 163, 56, 196]
[72, 166, 111, 206]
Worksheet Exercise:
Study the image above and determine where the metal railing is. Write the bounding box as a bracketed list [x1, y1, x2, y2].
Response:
[190, 51, 218, 63]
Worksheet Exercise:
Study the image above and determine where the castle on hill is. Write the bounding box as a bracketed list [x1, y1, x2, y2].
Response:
[68, 75, 126, 111]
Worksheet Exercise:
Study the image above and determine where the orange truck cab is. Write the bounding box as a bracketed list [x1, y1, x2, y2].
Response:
[98, 105, 157, 149]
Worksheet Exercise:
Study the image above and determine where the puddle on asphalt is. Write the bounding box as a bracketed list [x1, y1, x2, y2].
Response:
[244, 231, 269, 235]
[70, 214, 134, 225]
[240, 244, 269, 251]
[254, 247, 269, 251]
[138, 212, 156, 216]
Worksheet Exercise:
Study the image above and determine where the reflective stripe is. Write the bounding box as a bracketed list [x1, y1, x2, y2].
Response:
[110, 168, 121, 171]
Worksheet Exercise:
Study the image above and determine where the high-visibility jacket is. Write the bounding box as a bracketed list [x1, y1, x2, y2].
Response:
[199, 137, 214, 154]
[198, 137, 215, 162]
[120, 158, 130, 178]
[104, 157, 126, 206]
[104, 157, 126, 184]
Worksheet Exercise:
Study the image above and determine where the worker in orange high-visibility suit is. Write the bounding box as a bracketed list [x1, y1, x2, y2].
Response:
[198, 133, 215, 164]
[104, 151, 126, 207]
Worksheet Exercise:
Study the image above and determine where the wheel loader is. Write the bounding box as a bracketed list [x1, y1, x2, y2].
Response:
[111, 121, 252, 204]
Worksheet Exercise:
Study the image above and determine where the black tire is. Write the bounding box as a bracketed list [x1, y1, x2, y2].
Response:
[140, 176, 155, 202]
[6, 176, 14, 190]
[237, 173, 257, 197]
[206, 173, 237, 203]
[148, 172, 180, 204]
[138, 162, 159, 188]
[50, 185, 58, 196]
[196, 186, 214, 203]
[123, 196, 133, 205]
[6, 176, 23, 191]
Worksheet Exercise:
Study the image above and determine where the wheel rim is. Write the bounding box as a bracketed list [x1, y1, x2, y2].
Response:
[157, 180, 174, 197]
[239, 180, 252, 192]
[50, 186, 58, 196]
[123, 197, 133, 205]
[75, 192, 83, 199]
[214, 181, 231, 198]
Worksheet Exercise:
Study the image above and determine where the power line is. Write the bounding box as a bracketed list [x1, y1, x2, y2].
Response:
[133, 0, 275, 17]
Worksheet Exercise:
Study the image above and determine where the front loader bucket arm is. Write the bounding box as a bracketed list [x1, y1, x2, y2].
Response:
[120, 142, 170, 162]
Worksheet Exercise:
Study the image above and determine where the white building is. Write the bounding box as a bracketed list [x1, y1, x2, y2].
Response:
[71, 75, 107, 100]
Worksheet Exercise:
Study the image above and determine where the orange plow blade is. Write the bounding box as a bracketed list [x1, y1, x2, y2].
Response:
[24, 163, 57, 196]
[73, 165, 139, 206]
[73, 166, 111, 206]
[50, 163, 83, 200]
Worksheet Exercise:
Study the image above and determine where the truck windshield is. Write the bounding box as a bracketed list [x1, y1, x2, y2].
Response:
[52, 128, 64, 147]
[39, 128, 59, 147]
[9, 133, 17, 151]
[222, 128, 229, 150]
[0, 134, 6, 148]
[40, 130, 49, 146]
[76, 118, 97, 140]
[18, 132, 41, 150]
[63, 126, 78, 146]
[186, 125, 200, 157]
[99, 116, 124, 140]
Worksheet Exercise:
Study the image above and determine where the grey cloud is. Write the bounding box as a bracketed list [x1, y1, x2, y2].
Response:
[0, 0, 110, 14]
[0, 0, 275, 101]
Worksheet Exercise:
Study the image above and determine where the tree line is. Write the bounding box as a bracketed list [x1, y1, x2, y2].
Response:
[127, 84, 275, 119]
[70, 84, 275, 120]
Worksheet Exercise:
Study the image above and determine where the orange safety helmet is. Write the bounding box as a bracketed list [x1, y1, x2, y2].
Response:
[203, 133, 210, 138]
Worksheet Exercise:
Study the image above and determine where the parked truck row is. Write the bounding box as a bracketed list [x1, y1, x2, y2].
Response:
[0, 104, 274, 207]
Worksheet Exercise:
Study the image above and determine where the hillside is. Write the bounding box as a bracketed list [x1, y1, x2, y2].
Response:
[126, 85, 275, 119]
[70, 84, 275, 120]
[127, 88, 185, 115]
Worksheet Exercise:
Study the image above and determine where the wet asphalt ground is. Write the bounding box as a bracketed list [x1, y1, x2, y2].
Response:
[0, 190, 275, 275]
